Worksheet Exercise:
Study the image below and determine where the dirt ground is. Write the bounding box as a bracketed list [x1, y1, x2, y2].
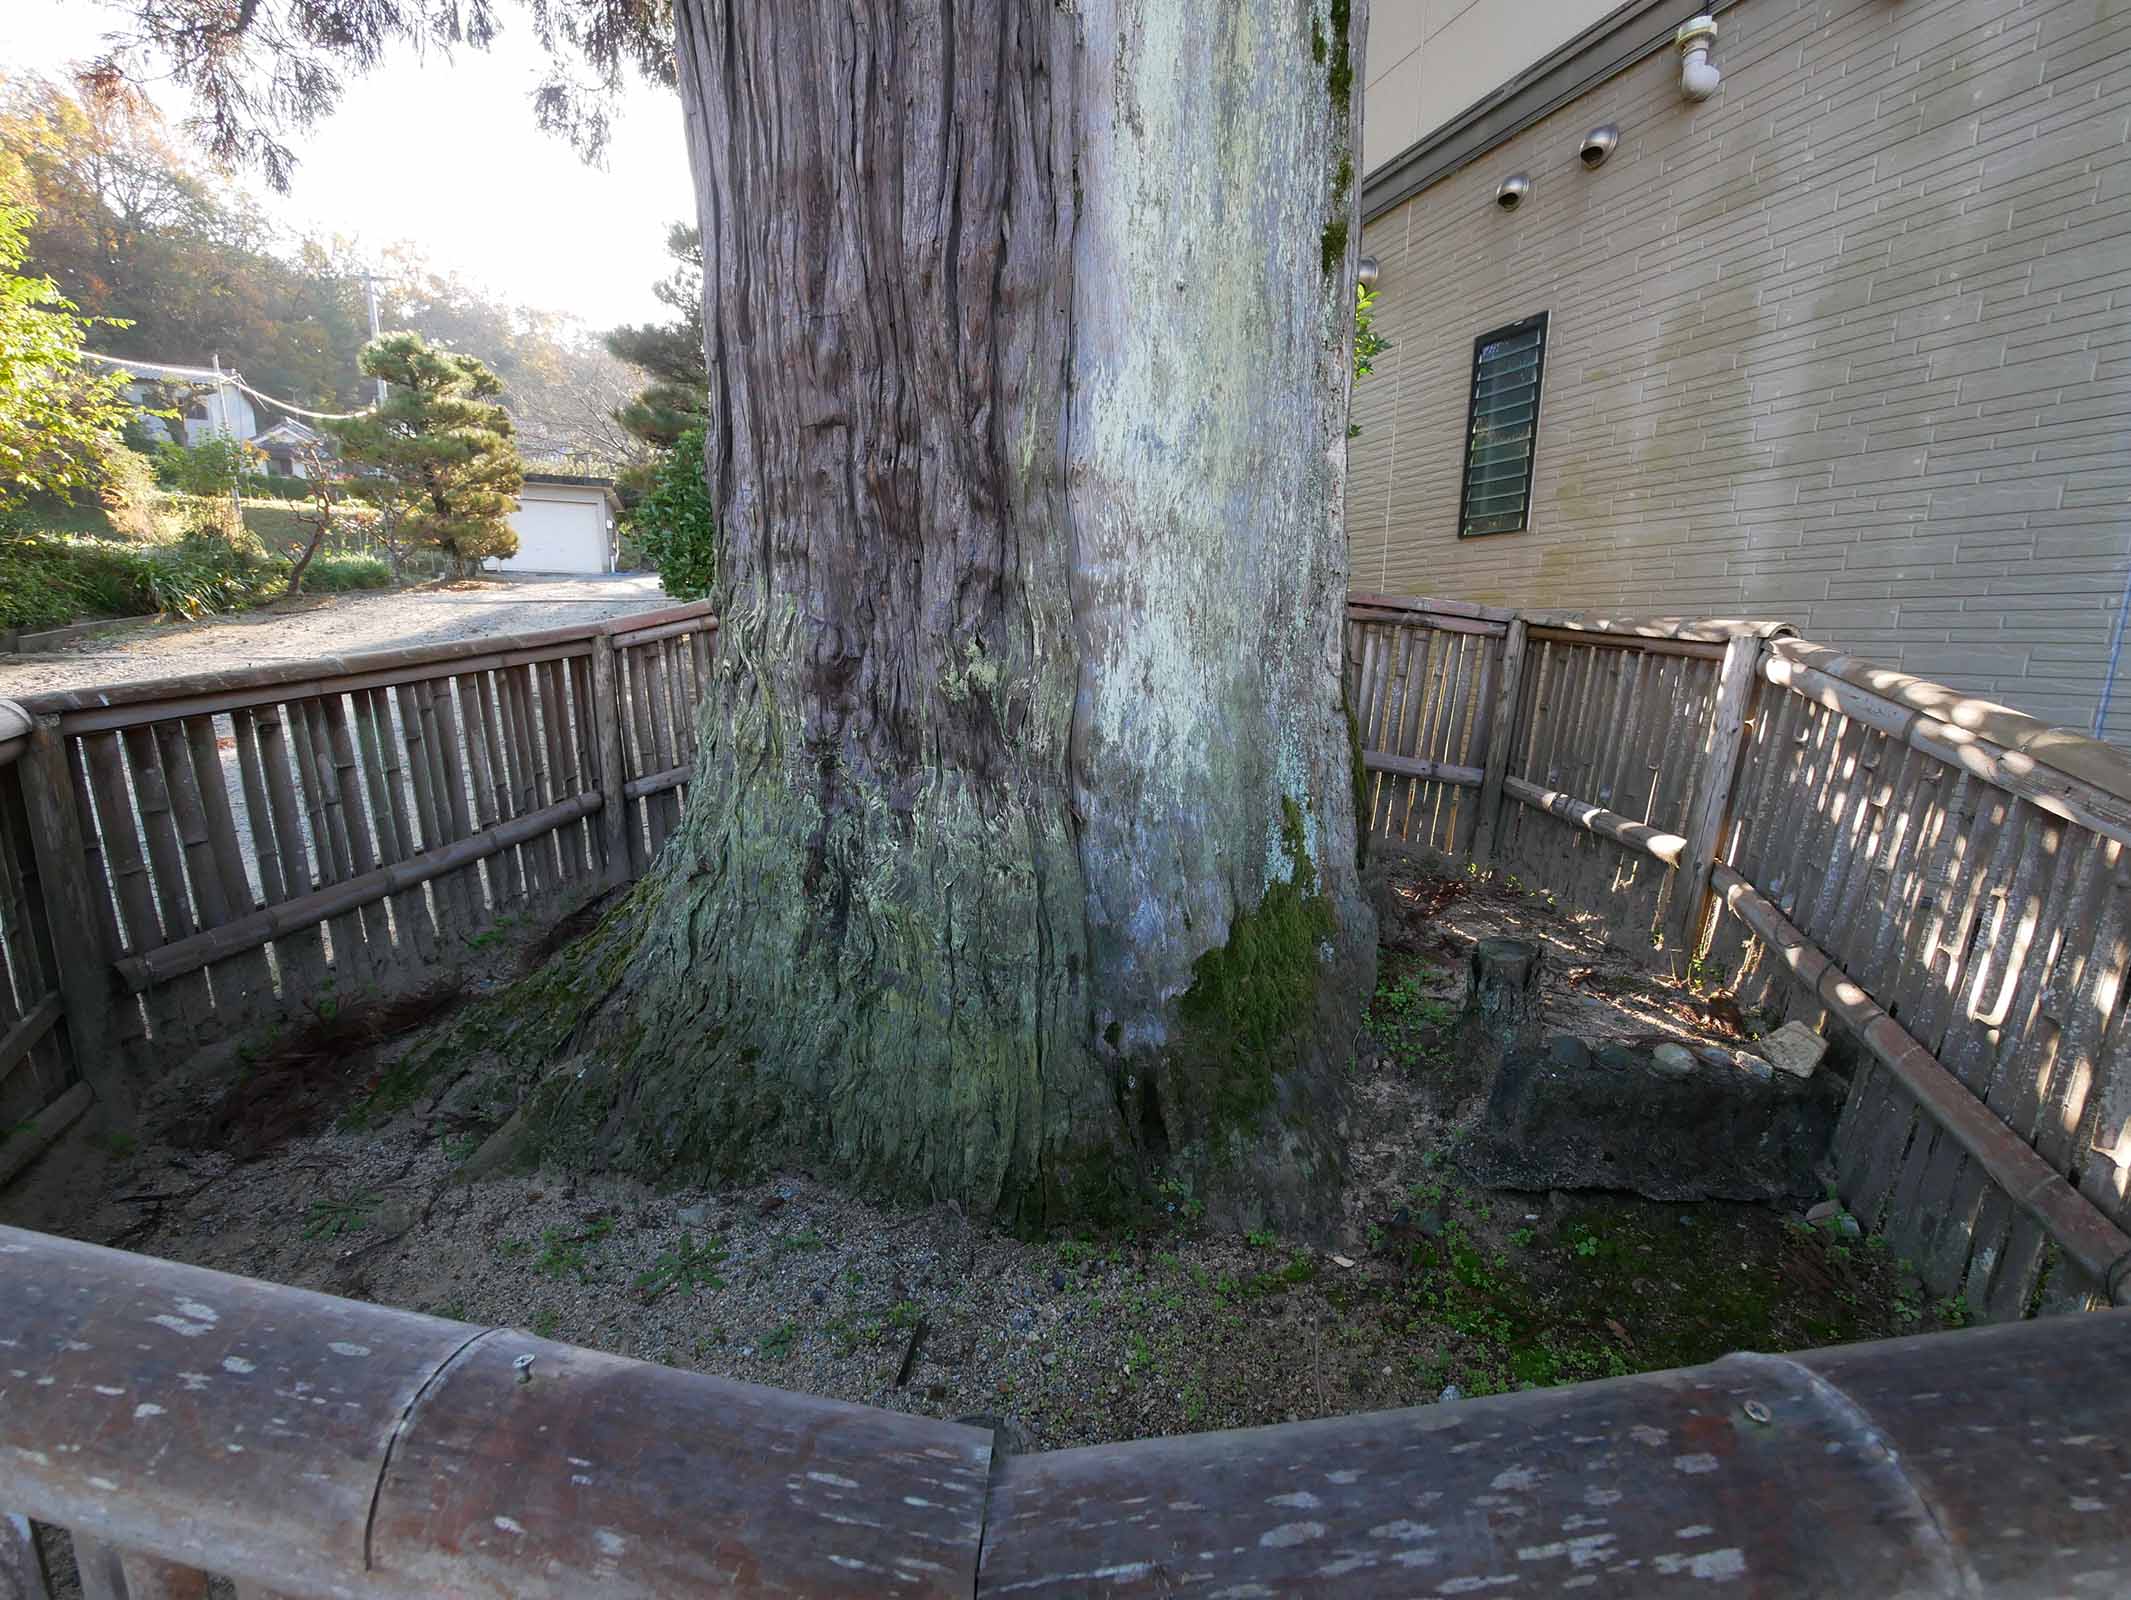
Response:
[1, 863, 1965, 1454]
[0, 573, 672, 699]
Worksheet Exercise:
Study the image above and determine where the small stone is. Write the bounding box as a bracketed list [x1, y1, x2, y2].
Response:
[1837, 1215, 1862, 1239]
[1805, 1199, 1842, 1224]
[1651, 1043, 1698, 1075]
[1595, 1044, 1643, 1072]
[1546, 1035, 1594, 1071]
[676, 1203, 712, 1227]
[1050, 1270, 1068, 1292]
[1438, 1384, 1463, 1403]
[1696, 1046, 1771, 1081]
[1760, 1021, 1828, 1080]
[1330, 1254, 1357, 1269]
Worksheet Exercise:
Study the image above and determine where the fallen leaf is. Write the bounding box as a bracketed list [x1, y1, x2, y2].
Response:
[1605, 1317, 1632, 1343]
[1330, 1254, 1357, 1269]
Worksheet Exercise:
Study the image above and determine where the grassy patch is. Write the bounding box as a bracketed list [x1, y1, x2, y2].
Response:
[303, 1189, 379, 1239]
[534, 1217, 613, 1282]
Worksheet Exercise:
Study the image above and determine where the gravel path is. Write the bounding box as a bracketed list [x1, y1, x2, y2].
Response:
[0, 574, 674, 699]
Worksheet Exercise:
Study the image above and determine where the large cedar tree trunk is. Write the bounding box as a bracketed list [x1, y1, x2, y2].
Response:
[484, 0, 1373, 1232]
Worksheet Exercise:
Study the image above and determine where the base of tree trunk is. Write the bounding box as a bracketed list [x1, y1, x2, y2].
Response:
[391, 781, 1369, 1238]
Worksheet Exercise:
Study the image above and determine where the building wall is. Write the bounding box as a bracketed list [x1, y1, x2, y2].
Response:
[1363, 0, 1625, 175]
[1349, 0, 2131, 738]
[501, 486, 614, 574]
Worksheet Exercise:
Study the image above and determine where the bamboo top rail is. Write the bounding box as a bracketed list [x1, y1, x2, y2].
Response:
[11, 601, 717, 721]
[1520, 611, 1798, 644]
[1347, 590, 1518, 624]
[1768, 637, 2131, 814]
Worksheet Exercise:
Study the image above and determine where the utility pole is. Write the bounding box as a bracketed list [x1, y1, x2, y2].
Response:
[361, 271, 387, 405]
[212, 353, 245, 540]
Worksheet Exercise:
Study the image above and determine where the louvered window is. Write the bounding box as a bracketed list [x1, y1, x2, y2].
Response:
[1459, 313, 1548, 537]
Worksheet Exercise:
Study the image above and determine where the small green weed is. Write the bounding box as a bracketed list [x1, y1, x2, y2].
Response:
[534, 1218, 613, 1282]
[303, 1189, 379, 1239]
[760, 1322, 797, 1359]
[636, 1234, 729, 1300]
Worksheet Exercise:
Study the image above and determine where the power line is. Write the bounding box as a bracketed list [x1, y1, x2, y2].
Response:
[82, 351, 379, 422]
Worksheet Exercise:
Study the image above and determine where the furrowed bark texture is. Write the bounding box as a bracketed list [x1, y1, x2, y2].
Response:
[502, 0, 1372, 1231]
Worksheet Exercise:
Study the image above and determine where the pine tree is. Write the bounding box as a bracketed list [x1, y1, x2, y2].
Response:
[604, 222, 707, 451]
[329, 333, 523, 577]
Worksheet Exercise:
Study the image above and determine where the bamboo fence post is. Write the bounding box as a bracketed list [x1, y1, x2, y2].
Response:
[1477, 615, 1529, 866]
[590, 631, 633, 885]
[1, 1510, 51, 1599]
[15, 720, 126, 1125]
[1666, 631, 1763, 965]
[537, 659, 584, 884]
[249, 705, 329, 991]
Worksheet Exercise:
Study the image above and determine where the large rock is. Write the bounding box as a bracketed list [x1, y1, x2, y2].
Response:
[1461, 1039, 1841, 1203]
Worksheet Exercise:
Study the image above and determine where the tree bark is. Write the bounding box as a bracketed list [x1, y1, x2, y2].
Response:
[476, 0, 1373, 1232]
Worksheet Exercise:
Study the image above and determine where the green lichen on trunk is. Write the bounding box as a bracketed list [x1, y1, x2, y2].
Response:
[1324, 0, 1354, 112]
[1161, 798, 1337, 1141]
[1320, 217, 1350, 277]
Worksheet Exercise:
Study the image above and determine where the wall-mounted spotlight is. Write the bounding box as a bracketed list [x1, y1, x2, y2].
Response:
[1578, 124, 1620, 169]
[1677, 15, 1721, 100]
[1495, 173, 1531, 211]
[1356, 256, 1380, 290]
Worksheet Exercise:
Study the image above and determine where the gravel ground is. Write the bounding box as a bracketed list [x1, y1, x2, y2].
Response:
[0, 574, 673, 699]
[2, 866, 1956, 1461]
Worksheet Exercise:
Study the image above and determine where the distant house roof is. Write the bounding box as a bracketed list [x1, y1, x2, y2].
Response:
[253, 418, 325, 448]
[523, 472, 617, 489]
[522, 472, 622, 512]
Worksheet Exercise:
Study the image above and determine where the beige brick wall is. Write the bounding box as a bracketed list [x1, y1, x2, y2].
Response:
[1350, 0, 2131, 738]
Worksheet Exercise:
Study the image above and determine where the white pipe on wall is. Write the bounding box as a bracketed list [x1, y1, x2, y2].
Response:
[1677, 15, 1721, 100]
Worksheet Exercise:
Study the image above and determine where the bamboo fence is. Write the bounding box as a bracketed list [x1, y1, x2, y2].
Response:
[0, 602, 715, 1181]
[4, 592, 2128, 1320]
[1345, 596, 2131, 1317]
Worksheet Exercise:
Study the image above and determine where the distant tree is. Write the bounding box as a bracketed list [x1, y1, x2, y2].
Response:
[158, 432, 255, 498]
[606, 222, 707, 451]
[0, 76, 366, 410]
[282, 437, 339, 593]
[3, 79, 642, 461]
[347, 472, 417, 579]
[0, 202, 132, 511]
[626, 426, 715, 596]
[329, 333, 523, 577]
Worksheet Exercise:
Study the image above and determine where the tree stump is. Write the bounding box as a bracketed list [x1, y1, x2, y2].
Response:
[1455, 938, 1544, 1092]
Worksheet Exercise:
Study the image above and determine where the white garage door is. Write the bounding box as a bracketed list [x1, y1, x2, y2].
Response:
[499, 496, 608, 574]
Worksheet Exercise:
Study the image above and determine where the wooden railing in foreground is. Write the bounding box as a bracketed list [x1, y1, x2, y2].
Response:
[2, 1224, 2127, 1598]
[1346, 596, 2131, 1318]
[0, 602, 715, 1178]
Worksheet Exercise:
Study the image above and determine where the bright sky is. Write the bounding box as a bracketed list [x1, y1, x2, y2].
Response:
[9, 0, 695, 330]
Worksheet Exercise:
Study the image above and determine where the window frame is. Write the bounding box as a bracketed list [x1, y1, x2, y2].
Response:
[1456, 311, 1549, 540]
